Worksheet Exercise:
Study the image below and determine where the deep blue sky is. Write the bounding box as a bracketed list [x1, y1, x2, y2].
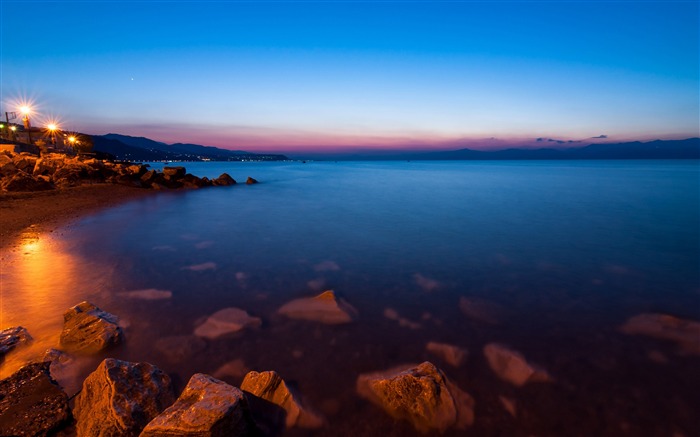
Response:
[2, 0, 698, 152]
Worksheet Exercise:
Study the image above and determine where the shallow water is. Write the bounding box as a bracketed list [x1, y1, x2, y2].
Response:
[1, 160, 699, 436]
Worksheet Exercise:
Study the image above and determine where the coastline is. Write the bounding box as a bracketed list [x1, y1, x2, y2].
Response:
[0, 184, 155, 250]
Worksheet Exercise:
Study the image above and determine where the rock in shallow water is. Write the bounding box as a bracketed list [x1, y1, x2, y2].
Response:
[141, 373, 256, 437]
[0, 362, 71, 437]
[278, 290, 357, 324]
[59, 301, 123, 354]
[0, 326, 32, 360]
[483, 343, 551, 387]
[194, 308, 262, 339]
[426, 342, 468, 367]
[356, 361, 475, 434]
[241, 370, 324, 429]
[620, 313, 700, 355]
[74, 358, 175, 437]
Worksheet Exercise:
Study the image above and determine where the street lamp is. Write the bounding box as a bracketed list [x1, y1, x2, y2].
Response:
[46, 123, 59, 147]
[20, 106, 33, 145]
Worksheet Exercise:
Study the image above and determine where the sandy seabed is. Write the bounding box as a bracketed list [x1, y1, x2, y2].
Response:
[0, 184, 154, 250]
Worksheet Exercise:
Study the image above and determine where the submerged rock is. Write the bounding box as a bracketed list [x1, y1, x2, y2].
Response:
[0, 362, 71, 436]
[413, 273, 441, 292]
[483, 343, 551, 387]
[620, 313, 700, 355]
[0, 326, 32, 359]
[141, 373, 256, 437]
[356, 361, 475, 433]
[278, 290, 357, 324]
[246, 176, 259, 185]
[426, 342, 468, 367]
[155, 335, 207, 362]
[194, 308, 262, 339]
[214, 359, 249, 380]
[241, 370, 324, 429]
[118, 288, 173, 300]
[459, 296, 507, 325]
[59, 301, 123, 354]
[74, 358, 175, 437]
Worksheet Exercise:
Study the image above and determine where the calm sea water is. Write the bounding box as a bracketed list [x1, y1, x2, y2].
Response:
[2, 160, 699, 436]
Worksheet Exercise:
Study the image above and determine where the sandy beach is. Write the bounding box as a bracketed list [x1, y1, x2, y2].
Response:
[0, 184, 154, 250]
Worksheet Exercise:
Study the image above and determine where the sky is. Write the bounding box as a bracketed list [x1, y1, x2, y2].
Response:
[1, 0, 698, 153]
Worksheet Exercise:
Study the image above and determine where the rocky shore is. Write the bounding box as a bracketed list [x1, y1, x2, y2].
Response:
[0, 151, 256, 248]
[2, 294, 699, 435]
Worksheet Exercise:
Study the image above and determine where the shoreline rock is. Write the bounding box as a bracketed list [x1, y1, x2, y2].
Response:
[60, 301, 123, 354]
[0, 362, 71, 436]
[357, 361, 475, 433]
[1, 151, 257, 193]
[0, 326, 32, 361]
[141, 373, 256, 436]
[483, 343, 551, 386]
[241, 370, 324, 429]
[74, 358, 175, 436]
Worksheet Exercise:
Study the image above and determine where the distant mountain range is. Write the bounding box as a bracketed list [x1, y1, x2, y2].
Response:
[295, 138, 700, 160]
[414, 138, 700, 160]
[92, 134, 288, 161]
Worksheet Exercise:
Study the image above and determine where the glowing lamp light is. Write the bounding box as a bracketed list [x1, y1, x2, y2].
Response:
[20, 106, 31, 115]
[68, 136, 76, 143]
[47, 123, 57, 131]
[10, 126, 17, 131]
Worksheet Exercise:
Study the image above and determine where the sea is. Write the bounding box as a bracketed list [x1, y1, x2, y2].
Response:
[1, 160, 699, 436]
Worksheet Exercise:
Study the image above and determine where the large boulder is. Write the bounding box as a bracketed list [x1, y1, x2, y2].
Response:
[620, 313, 700, 355]
[12, 153, 37, 173]
[162, 166, 186, 179]
[182, 173, 208, 189]
[483, 343, 551, 386]
[52, 163, 87, 188]
[241, 370, 324, 429]
[74, 358, 175, 437]
[0, 326, 32, 360]
[59, 301, 123, 354]
[213, 173, 236, 186]
[32, 153, 67, 176]
[356, 361, 475, 433]
[0, 362, 71, 436]
[194, 308, 262, 339]
[140, 373, 256, 437]
[278, 290, 357, 324]
[0, 153, 15, 176]
[1, 172, 53, 191]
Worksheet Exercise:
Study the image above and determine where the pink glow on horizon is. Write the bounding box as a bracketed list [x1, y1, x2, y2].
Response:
[80, 121, 696, 154]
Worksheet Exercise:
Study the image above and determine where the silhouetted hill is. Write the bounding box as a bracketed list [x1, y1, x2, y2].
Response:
[93, 134, 288, 161]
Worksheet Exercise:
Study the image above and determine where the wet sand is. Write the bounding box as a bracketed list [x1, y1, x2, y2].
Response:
[0, 184, 155, 250]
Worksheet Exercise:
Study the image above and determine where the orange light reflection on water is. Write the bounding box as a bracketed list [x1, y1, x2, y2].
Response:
[0, 229, 112, 382]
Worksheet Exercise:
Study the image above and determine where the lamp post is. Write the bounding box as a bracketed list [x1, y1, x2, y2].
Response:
[20, 106, 33, 145]
[47, 123, 58, 148]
